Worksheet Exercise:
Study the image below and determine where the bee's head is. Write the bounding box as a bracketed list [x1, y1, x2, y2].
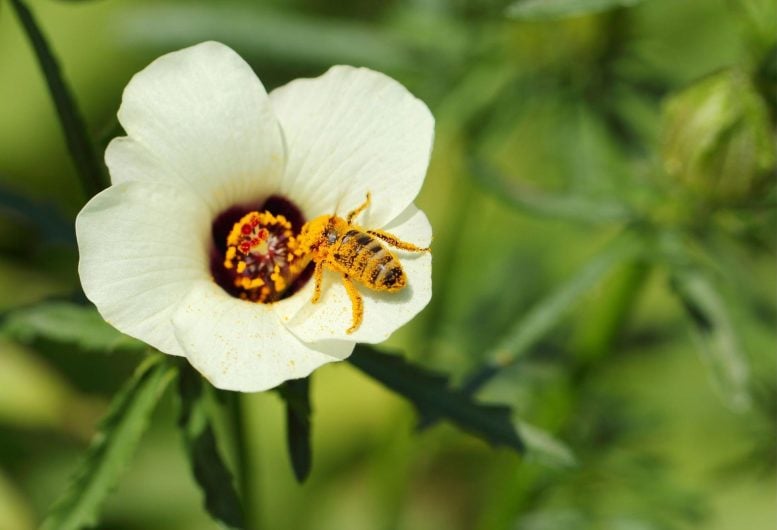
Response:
[299, 214, 344, 251]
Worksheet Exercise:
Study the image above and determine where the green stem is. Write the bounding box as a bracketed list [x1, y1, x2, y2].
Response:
[228, 393, 259, 530]
[9, 0, 108, 199]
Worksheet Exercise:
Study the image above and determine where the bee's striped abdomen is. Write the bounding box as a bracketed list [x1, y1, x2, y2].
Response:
[332, 230, 406, 291]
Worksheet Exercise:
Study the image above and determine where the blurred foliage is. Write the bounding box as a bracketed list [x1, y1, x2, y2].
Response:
[506, 0, 644, 21]
[661, 67, 775, 205]
[0, 0, 775, 529]
[40, 355, 176, 530]
[1, 301, 144, 352]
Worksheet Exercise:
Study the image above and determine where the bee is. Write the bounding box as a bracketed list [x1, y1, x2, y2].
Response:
[297, 193, 430, 334]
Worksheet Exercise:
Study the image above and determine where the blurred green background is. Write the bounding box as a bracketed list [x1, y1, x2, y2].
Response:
[0, 0, 775, 529]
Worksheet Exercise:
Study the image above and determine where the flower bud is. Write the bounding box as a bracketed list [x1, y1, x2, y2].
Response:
[661, 68, 776, 204]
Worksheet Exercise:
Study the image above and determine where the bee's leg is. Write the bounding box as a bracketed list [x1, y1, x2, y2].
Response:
[341, 274, 363, 334]
[311, 261, 325, 303]
[367, 229, 430, 252]
[346, 192, 371, 224]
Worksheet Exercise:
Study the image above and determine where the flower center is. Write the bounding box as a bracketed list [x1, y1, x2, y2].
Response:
[223, 211, 300, 301]
[210, 196, 311, 303]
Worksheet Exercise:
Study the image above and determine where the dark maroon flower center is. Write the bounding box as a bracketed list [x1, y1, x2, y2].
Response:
[210, 195, 312, 302]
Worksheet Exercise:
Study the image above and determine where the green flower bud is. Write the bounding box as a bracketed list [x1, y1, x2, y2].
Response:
[661, 68, 776, 204]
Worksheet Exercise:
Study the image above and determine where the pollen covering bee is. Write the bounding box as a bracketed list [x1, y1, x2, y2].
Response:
[297, 193, 430, 334]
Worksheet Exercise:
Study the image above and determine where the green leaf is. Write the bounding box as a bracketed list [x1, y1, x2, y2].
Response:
[506, 0, 644, 20]
[0, 183, 76, 247]
[8, 0, 107, 199]
[349, 346, 525, 453]
[470, 159, 633, 225]
[1, 302, 144, 352]
[670, 268, 752, 412]
[41, 355, 177, 530]
[178, 365, 245, 530]
[277, 378, 313, 483]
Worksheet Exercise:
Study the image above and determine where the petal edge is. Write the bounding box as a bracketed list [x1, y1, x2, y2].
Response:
[271, 65, 434, 226]
[173, 281, 354, 392]
[76, 181, 210, 356]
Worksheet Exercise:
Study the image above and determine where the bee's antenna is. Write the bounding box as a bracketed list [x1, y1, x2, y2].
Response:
[332, 189, 346, 218]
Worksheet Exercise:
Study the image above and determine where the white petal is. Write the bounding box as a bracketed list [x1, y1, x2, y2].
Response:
[270, 65, 434, 227]
[76, 181, 210, 356]
[275, 205, 432, 343]
[173, 280, 354, 392]
[108, 41, 285, 214]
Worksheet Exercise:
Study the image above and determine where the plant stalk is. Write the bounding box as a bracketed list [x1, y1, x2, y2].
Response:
[228, 392, 259, 530]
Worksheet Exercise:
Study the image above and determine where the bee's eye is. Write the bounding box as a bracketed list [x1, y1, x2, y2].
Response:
[326, 230, 338, 244]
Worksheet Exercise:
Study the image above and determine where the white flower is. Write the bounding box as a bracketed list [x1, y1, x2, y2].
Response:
[76, 41, 434, 392]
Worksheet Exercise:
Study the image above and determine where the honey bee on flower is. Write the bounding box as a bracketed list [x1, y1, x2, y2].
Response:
[76, 41, 434, 392]
[297, 192, 431, 334]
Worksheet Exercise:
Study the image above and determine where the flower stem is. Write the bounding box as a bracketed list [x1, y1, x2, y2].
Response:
[228, 392, 260, 530]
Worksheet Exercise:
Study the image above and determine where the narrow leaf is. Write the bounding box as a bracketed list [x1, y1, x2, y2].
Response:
[470, 159, 633, 225]
[670, 269, 752, 412]
[41, 355, 177, 530]
[178, 365, 245, 530]
[278, 378, 313, 483]
[506, 0, 644, 20]
[517, 421, 577, 468]
[1, 302, 144, 353]
[349, 346, 524, 453]
[472, 233, 640, 382]
[9, 0, 107, 198]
